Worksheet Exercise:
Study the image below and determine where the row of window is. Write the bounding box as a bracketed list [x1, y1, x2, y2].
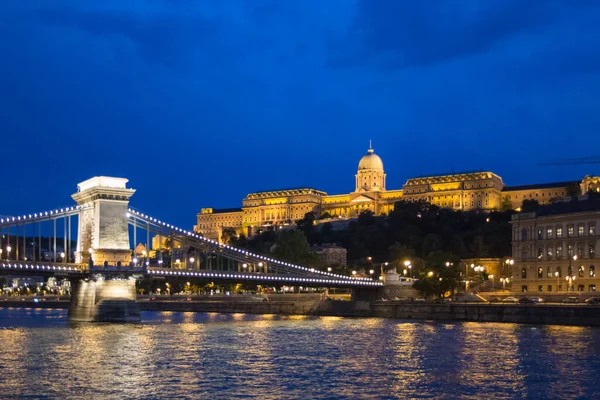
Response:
[507, 190, 566, 200]
[529, 243, 597, 260]
[521, 265, 597, 279]
[521, 284, 596, 292]
[520, 224, 596, 241]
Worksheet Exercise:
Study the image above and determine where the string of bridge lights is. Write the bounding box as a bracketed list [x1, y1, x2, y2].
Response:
[126, 208, 382, 286]
[147, 269, 381, 286]
[0, 205, 90, 225]
[0, 262, 82, 273]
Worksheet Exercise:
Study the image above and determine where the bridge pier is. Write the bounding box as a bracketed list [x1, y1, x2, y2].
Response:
[68, 277, 140, 323]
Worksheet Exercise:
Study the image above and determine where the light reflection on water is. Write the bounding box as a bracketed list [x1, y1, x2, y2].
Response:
[0, 309, 599, 399]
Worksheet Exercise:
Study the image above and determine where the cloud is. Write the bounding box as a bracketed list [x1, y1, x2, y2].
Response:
[331, 0, 592, 69]
[35, 3, 217, 68]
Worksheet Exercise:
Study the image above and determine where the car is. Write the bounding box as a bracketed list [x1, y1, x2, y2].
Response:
[528, 297, 544, 303]
[501, 297, 519, 303]
[518, 297, 536, 304]
[561, 296, 579, 304]
[585, 297, 600, 305]
[488, 297, 501, 303]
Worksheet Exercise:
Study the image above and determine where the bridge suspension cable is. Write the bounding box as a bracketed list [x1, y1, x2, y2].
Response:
[126, 208, 378, 284]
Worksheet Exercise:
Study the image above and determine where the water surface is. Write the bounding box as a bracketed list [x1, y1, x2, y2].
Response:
[0, 308, 598, 399]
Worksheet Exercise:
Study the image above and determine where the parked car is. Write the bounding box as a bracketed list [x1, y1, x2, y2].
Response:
[488, 297, 501, 303]
[518, 297, 536, 304]
[585, 297, 600, 305]
[561, 296, 579, 304]
[528, 297, 544, 303]
[501, 297, 519, 303]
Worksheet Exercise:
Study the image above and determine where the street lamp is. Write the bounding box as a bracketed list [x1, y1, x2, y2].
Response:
[566, 275, 576, 292]
[352, 270, 357, 277]
[60, 252, 65, 261]
[404, 260, 412, 277]
[500, 277, 510, 290]
[427, 271, 434, 278]
[327, 267, 332, 272]
[7, 245, 11, 260]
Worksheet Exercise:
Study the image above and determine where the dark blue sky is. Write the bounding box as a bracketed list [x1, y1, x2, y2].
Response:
[1, 1, 600, 228]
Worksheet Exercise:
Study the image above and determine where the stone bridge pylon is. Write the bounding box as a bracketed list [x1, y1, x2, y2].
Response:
[71, 177, 135, 266]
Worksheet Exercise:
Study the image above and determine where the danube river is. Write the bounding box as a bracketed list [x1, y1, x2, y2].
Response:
[1, 309, 599, 399]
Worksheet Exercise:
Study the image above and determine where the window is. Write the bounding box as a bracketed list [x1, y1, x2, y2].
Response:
[579, 265, 585, 278]
[546, 247, 553, 258]
[537, 229, 543, 240]
[568, 244, 574, 257]
[538, 285, 543, 292]
[538, 267, 543, 279]
[556, 227, 563, 238]
[578, 225, 585, 236]
[546, 228, 553, 239]
[556, 266, 562, 278]
[522, 286, 528, 293]
[578, 285, 585, 292]
[590, 243, 596, 257]
[521, 228, 528, 241]
[547, 285, 552, 292]
[590, 225, 596, 236]
[590, 285, 597, 292]
[590, 265, 596, 278]
[547, 266, 553, 278]
[521, 267, 527, 279]
[568, 225, 574, 237]
[537, 248, 543, 260]
[556, 245, 563, 259]
[578, 243, 584, 258]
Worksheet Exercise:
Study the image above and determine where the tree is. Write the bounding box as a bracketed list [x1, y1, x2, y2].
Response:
[272, 229, 316, 266]
[566, 182, 581, 198]
[521, 199, 540, 212]
[221, 227, 237, 245]
[500, 196, 513, 211]
[470, 235, 489, 257]
[320, 222, 333, 239]
[319, 212, 332, 219]
[296, 212, 316, 239]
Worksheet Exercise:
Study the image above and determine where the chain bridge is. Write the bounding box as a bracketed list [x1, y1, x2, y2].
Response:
[0, 176, 382, 322]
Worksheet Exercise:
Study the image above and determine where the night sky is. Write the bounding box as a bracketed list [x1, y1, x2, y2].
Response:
[1, 1, 600, 228]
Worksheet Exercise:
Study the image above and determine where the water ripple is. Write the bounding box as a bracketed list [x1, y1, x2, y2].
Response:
[0, 310, 599, 399]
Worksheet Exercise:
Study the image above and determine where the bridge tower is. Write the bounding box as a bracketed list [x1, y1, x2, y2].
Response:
[71, 177, 135, 265]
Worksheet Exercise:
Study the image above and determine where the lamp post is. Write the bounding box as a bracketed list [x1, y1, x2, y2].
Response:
[500, 277, 510, 290]
[404, 260, 412, 277]
[555, 271, 560, 291]
[7, 245, 11, 261]
[566, 275, 576, 292]
[505, 258, 514, 277]
[489, 274, 494, 293]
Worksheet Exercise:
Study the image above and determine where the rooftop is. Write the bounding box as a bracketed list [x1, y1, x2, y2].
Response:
[247, 187, 327, 196]
[503, 181, 577, 192]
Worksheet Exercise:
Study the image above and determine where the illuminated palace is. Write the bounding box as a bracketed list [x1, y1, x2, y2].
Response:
[195, 145, 600, 242]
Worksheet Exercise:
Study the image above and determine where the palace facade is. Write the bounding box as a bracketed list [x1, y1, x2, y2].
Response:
[195, 144, 600, 242]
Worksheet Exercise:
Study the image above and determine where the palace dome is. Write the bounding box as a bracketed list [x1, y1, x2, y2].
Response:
[358, 148, 384, 171]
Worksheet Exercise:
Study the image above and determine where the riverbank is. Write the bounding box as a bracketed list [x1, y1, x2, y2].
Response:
[3, 299, 600, 326]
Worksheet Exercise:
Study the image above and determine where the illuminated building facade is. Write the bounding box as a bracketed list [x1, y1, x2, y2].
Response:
[195, 144, 600, 242]
[511, 207, 599, 293]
